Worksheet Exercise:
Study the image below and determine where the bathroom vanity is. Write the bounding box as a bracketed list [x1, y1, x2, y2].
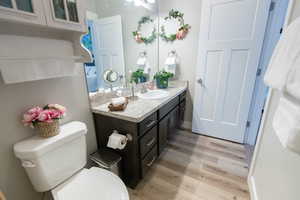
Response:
[92, 81, 187, 188]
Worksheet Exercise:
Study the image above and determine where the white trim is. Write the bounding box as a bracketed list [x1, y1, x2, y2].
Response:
[284, 0, 295, 27]
[248, 176, 259, 200]
[247, 0, 295, 198]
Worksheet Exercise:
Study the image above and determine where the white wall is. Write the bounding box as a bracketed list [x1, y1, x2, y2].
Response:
[249, 1, 300, 199]
[0, 36, 98, 200]
[159, 0, 202, 123]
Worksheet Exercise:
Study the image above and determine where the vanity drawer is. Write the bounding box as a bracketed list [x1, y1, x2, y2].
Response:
[140, 126, 157, 158]
[158, 96, 179, 120]
[180, 90, 187, 102]
[139, 112, 157, 136]
[141, 145, 157, 177]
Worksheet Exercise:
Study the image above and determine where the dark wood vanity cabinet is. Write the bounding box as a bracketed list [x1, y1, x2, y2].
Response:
[93, 90, 186, 188]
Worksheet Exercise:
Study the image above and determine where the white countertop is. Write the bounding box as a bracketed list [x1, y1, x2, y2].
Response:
[92, 81, 188, 123]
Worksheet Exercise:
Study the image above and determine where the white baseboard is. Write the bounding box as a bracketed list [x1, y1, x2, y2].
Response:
[248, 176, 258, 200]
[180, 121, 192, 130]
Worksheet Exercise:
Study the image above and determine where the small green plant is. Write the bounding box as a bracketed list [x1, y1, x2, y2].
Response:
[154, 70, 174, 80]
[154, 71, 174, 89]
[131, 69, 147, 84]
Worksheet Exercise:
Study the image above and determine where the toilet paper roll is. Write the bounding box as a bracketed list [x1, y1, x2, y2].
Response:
[107, 131, 127, 150]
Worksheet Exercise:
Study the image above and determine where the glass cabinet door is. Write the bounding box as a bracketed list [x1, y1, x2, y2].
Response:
[52, 0, 79, 23]
[66, 0, 78, 22]
[0, 0, 13, 8]
[52, 0, 67, 20]
[15, 0, 33, 12]
[47, 0, 85, 32]
[0, 0, 34, 13]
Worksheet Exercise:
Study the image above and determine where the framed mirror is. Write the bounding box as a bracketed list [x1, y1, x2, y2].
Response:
[83, 0, 159, 93]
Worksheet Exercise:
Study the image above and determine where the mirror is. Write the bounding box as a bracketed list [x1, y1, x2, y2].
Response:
[83, 0, 159, 93]
[103, 70, 119, 84]
[103, 69, 120, 90]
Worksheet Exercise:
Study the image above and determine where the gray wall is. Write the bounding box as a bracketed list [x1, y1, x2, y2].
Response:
[159, 0, 202, 124]
[0, 35, 98, 200]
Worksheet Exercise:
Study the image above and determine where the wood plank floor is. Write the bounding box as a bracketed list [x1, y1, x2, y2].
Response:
[128, 129, 250, 200]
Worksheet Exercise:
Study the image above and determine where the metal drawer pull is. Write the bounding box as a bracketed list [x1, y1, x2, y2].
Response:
[146, 138, 156, 146]
[146, 156, 156, 167]
[146, 120, 156, 128]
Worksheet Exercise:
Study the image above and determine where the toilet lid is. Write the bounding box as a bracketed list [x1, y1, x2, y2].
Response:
[52, 167, 129, 200]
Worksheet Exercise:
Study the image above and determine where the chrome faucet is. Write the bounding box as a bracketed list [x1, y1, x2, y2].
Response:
[140, 83, 148, 94]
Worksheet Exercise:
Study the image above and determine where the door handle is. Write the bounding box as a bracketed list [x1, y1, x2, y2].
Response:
[197, 78, 204, 87]
[146, 138, 156, 147]
[146, 156, 157, 167]
[146, 120, 156, 128]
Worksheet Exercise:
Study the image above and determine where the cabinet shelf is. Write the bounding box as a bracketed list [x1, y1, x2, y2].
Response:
[0, 56, 82, 61]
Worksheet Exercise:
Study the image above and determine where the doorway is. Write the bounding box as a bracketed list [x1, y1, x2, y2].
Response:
[244, 0, 290, 146]
[192, 0, 272, 143]
[192, 0, 290, 144]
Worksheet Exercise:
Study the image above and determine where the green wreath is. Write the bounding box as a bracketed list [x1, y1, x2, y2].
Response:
[133, 16, 157, 45]
[160, 9, 191, 42]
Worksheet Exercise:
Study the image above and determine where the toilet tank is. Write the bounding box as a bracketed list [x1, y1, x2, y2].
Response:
[14, 121, 88, 192]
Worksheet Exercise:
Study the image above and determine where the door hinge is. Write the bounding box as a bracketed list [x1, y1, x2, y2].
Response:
[246, 121, 251, 128]
[256, 68, 262, 76]
[280, 28, 283, 34]
[269, 2, 276, 12]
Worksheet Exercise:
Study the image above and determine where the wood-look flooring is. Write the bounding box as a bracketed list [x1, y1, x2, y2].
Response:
[128, 129, 250, 200]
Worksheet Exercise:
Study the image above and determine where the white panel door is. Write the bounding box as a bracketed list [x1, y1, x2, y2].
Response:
[192, 0, 271, 143]
[93, 15, 125, 88]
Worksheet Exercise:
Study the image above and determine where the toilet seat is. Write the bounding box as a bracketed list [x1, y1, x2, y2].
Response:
[52, 167, 129, 200]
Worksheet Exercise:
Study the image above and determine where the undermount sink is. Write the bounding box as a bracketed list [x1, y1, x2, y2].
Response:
[137, 90, 170, 100]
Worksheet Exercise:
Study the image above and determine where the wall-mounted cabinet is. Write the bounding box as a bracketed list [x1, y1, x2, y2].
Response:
[0, 0, 86, 32]
[0, 0, 45, 25]
[45, 0, 86, 32]
[0, 0, 91, 83]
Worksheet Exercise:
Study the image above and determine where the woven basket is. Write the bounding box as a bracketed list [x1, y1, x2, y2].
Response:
[35, 120, 60, 138]
[108, 98, 129, 112]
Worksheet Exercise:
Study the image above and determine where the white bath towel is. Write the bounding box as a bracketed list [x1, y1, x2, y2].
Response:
[273, 96, 300, 155]
[137, 57, 147, 66]
[265, 17, 300, 155]
[285, 56, 300, 100]
[264, 17, 300, 90]
[111, 97, 126, 106]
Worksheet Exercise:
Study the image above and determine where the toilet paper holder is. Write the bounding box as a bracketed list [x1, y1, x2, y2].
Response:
[114, 130, 133, 143]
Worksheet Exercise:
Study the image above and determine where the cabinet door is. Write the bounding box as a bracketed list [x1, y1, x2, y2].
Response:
[158, 114, 170, 155]
[169, 106, 179, 132]
[45, 0, 86, 32]
[0, 0, 45, 25]
[179, 100, 186, 126]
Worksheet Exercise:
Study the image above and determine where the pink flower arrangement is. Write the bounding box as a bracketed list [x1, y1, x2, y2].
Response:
[22, 104, 66, 128]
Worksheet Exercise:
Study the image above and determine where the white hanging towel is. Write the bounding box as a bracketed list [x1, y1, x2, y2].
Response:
[165, 57, 177, 65]
[264, 17, 300, 90]
[144, 62, 151, 75]
[164, 56, 178, 75]
[137, 57, 147, 67]
[285, 56, 300, 100]
[273, 97, 300, 155]
[264, 17, 300, 155]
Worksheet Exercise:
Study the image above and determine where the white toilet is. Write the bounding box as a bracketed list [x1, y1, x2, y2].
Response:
[14, 121, 129, 200]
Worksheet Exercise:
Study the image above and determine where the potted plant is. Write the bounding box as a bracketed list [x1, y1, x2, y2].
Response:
[22, 104, 66, 138]
[154, 70, 174, 89]
[131, 69, 147, 84]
